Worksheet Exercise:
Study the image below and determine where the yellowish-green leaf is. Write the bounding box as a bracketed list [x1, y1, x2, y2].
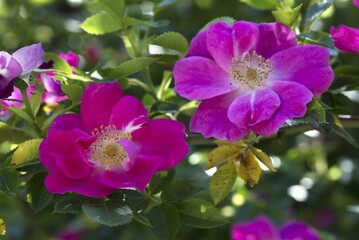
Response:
[250, 147, 276, 172]
[0, 218, 5, 236]
[81, 13, 121, 35]
[209, 160, 237, 205]
[205, 145, 239, 170]
[151, 32, 188, 55]
[214, 140, 247, 149]
[234, 151, 262, 187]
[11, 138, 42, 166]
[272, 4, 302, 27]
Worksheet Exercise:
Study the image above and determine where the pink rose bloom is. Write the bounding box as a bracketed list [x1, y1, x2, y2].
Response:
[354, 0, 359, 8]
[330, 25, 359, 53]
[39, 82, 188, 197]
[39, 51, 80, 104]
[231, 216, 320, 240]
[0, 86, 36, 117]
[173, 21, 333, 141]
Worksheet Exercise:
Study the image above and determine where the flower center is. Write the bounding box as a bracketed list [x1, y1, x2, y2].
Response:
[230, 51, 273, 90]
[87, 125, 131, 170]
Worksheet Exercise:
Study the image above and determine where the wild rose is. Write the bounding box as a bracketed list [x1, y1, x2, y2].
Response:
[231, 216, 320, 240]
[39, 82, 188, 197]
[0, 43, 44, 99]
[173, 21, 333, 141]
[330, 25, 359, 53]
[39, 51, 80, 104]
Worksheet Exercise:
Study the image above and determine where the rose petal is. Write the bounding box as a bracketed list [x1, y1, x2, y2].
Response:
[81, 82, 124, 132]
[280, 222, 320, 240]
[50, 114, 84, 131]
[228, 87, 280, 128]
[270, 45, 333, 96]
[58, 51, 79, 68]
[207, 22, 234, 71]
[251, 81, 313, 136]
[12, 43, 44, 75]
[173, 56, 235, 100]
[330, 25, 359, 53]
[231, 216, 278, 240]
[254, 22, 297, 59]
[232, 21, 258, 57]
[116, 139, 140, 170]
[190, 91, 249, 141]
[186, 30, 212, 59]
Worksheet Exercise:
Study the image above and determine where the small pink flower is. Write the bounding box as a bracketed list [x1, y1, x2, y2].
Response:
[39, 82, 188, 197]
[231, 216, 320, 240]
[0, 86, 35, 117]
[173, 21, 334, 141]
[354, 0, 359, 8]
[330, 25, 359, 53]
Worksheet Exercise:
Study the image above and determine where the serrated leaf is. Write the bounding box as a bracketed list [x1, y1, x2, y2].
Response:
[9, 106, 34, 124]
[334, 65, 359, 79]
[161, 181, 200, 202]
[209, 160, 237, 205]
[250, 147, 276, 172]
[297, 31, 334, 48]
[89, 0, 125, 20]
[11, 138, 42, 166]
[272, 4, 302, 27]
[122, 17, 160, 28]
[133, 212, 152, 227]
[176, 199, 229, 228]
[150, 101, 179, 114]
[147, 203, 180, 239]
[302, 0, 334, 32]
[240, 0, 278, 10]
[0, 168, 19, 197]
[27, 172, 53, 212]
[61, 84, 83, 103]
[205, 145, 240, 170]
[306, 98, 326, 124]
[148, 169, 175, 195]
[29, 92, 42, 117]
[101, 57, 156, 79]
[201, 17, 235, 31]
[81, 13, 121, 35]
[82, 199, 133, 226]
[151, 32, 188, 55]
[234, 151, 262, 187]
[54, 195, 87, 214]
[44, 52, 72, 75]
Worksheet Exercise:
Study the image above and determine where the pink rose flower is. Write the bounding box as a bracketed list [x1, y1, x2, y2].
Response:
[231, 216, 320, 240]
[330, 25, 359, 53]
[173, 21, 334, 141]
[39, 82, 188, 197]
[354, 0, 359, 8]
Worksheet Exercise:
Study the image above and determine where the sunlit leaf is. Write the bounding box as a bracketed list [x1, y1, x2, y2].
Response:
[151, 32, 188, 55]
[306, 98, 326, 124]
[201, 16, 235, 31]
[234, 151, 262, 187]
[272, 4, 302, 27]
[11, 138, 42, 166]
[250, 147, 276, 172]
[89, 0, 125, 20]
[205, 145, 239, 170]
[44, 52, 72, 75]
[29, 92, 42, 117]
[0, 218, 5, 236]
[61, 84, 83, 103]
[209, 160, 237, 205]
[81, 13, 121, 35]
[240, 0, 278, 10]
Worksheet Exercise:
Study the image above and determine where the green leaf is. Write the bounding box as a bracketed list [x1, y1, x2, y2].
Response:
[11, 138, 42, 166]
[332, 116, 359, 148]
[250, 147, 276, 172]
[201, 17, 235, 31]
[234, 151, 262, 187]
[29, 92, 42, 117]
[306, 98, 326, 124]
[151, 32, 189, 55]
[297, 31, 334, 48]
[150, 101, 179, 114]
[240, 0, 278, 10]
[122, 17, 161, 28]
[334, 65, 359, 79]
[205, 145, 240, 170]
[302, 0, 334, 32]
[272, 4, 302, 27]
[133, 212, 152, 227]
[209, 160, 237, 205]
[147, 203, 180, 239]
[154, 0, 178, 13]
[0, 168, 19, 197]
[81, 13, 121, 35]
[89, 0, 125, 20]
[44, 52, 72, 75]
[161, 181, 201, 202]
[9, 106, 34, 124]
[54, 195, 87, 214]
[148, 169, 175, 195]
[82, 199, 133, 226]
[176, 199, 229, 228]
[61, 84, 83, 103]
[26, 172, 53, 212]
[101, 57, 156, 79]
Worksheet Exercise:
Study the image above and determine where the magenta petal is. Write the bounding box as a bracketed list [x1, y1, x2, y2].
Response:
[137, 119, 188, 170]
[45, 167, 115, 197]
[231, 216, 278, 240]
[81, 82, 124, 132]
[117, 139, 140, 169]
[100, 155, 163, 191]
[12, 43, 44, 75]
[270, 45, 333, 96]
[190, 91, 249, 141]
[252, 81, 313, 136]
[254, 22, 297, 59]
[58, 51, 79, 68]
[280, 222, 320, 240]
[50, 114, 84, 131]
[207, 22, 234, 71]
[173, 57, 234, 100]
[228, 87, 280, 128]
[330, 25, 359, 53]
[186, 30, 212, 59]
[232, 21, 258, 57]
[355, 0, 359, 8]
[109, 96, 148, 130]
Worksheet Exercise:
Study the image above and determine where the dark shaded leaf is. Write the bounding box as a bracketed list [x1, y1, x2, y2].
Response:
[27, 172, 53, 212]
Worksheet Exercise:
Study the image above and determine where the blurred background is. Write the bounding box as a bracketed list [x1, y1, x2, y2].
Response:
[0, 0, 359, 239]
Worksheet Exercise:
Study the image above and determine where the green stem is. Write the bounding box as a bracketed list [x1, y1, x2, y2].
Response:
[20, 88, 43, 137]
